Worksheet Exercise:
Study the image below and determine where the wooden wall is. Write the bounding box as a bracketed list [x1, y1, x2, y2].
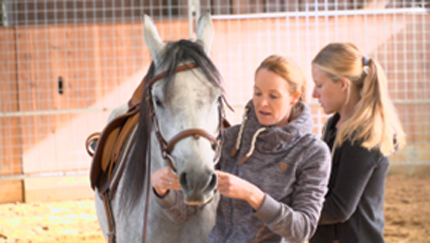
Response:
[0, 29, 20, 177]
[0, 29, 23, 203]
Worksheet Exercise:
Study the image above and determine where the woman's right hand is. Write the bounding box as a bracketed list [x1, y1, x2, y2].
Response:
[216, 170, 265, 210]
[151, 167, 181, 196]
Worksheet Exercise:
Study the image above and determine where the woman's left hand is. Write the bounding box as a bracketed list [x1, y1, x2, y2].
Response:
[152, 166, 181, 196]
[216, 170, 266, 210]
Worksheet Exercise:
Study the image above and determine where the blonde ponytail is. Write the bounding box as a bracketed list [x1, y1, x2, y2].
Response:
[313, 43, 405, 156]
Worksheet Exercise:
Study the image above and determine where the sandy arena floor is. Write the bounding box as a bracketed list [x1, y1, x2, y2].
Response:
[0, 174, 429, 243]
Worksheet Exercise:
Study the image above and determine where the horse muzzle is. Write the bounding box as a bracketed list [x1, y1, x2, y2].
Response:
[179, 168, 218, 205]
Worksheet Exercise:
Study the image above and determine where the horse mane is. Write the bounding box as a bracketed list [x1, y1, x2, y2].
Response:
[120, 39, 223, 212]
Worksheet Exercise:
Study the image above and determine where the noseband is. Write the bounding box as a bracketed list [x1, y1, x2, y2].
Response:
[145, 63, 223, 173]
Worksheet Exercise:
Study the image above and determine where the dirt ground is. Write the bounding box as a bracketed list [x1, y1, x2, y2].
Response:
[0, 174, 429, 243]
[383, 174, 430, 243]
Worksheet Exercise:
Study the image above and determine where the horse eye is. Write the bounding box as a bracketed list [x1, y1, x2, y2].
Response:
[154, 97, 163, 107]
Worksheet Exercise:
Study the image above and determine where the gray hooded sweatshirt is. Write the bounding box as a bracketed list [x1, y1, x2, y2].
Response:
[156, 101, 331, 243]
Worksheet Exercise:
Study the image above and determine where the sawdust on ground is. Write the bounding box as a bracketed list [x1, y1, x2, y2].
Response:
[0, 174, 429, 243]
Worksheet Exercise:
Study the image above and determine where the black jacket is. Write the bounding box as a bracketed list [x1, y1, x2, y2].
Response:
[310, 113, 388, 243]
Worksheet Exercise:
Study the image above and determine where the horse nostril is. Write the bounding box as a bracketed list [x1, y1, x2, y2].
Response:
[179, 172, 189, 191]
[208, 173, 217, 191]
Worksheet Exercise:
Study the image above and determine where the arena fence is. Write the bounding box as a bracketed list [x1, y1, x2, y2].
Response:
[0, 0, 428, 203]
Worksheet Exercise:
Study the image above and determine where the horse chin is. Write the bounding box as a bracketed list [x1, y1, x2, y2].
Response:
[183, 192, 214, 206]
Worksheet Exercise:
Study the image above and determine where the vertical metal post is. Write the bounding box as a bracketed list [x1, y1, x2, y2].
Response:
[1, 0, 13, 27]
[1, 0, 7, 26]
[188, 0, 200, 39]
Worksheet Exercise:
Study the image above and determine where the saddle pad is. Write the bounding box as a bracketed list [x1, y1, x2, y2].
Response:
[88, 105, 140, 191]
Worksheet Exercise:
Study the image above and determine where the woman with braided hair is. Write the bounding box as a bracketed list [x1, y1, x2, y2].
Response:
[309, 43, 406, 243]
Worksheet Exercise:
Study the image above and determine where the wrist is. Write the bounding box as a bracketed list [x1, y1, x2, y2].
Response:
[247, 185, 265, 210]
[153, 187, 169, 197]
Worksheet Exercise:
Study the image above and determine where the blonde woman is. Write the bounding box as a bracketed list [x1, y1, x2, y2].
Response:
[309, 43, 406, 243]
[153, 55, 331, 242]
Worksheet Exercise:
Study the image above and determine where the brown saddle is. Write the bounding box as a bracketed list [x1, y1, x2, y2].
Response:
[86, 76, 145, 194]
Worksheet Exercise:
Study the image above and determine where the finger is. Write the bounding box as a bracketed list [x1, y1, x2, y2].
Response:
[163, 167, 172, 176]
[164, 167, 179, 180]
[217, 186, 230, 197]
[152, 169, 166, 188]
[216, 171, 232, 182]
[165, 180, 181, 191]
[216, 171, 226, 181]
[172, 183, 182, 190]
[162, 180, 172, 189]
[216, 170, 226, 177]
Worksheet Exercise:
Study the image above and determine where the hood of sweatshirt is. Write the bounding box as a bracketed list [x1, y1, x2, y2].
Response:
[231, 100, 314, 161]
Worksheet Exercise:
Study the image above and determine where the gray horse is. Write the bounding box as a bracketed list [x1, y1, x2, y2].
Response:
[95, 11, 223, 242]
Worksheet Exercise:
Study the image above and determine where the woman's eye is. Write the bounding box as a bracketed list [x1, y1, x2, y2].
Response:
[270, 94, 278, 99]
[254, 92, 262, 96]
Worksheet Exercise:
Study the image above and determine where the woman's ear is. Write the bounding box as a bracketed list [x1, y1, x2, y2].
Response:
[290, 91, 301, 105]
[339, 77, 350, 91]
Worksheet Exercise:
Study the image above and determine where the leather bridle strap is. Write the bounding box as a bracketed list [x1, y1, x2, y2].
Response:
[162, 129, 220, 173]
[146, 63, 198, 88]
[166, 129, 218, 153]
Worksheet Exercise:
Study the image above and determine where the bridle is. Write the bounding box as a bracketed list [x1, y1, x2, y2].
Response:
[136, 62, 225, 243]
[145, 63, 224, 173]
[141, 63, 224, 242]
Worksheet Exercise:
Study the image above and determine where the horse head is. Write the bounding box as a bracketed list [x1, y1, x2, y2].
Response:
[123, 11, 223, 208]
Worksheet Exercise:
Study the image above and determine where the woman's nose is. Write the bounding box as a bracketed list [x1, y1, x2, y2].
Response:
[260, 97, 268, 107]
[312, 87, 319, 98]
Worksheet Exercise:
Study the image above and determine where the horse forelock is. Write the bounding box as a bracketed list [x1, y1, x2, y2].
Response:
[160, 39, 223, 92]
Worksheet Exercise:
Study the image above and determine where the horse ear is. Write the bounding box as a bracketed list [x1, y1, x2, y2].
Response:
[143, 14, 165, 66]
[196, 10, 214, 54]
